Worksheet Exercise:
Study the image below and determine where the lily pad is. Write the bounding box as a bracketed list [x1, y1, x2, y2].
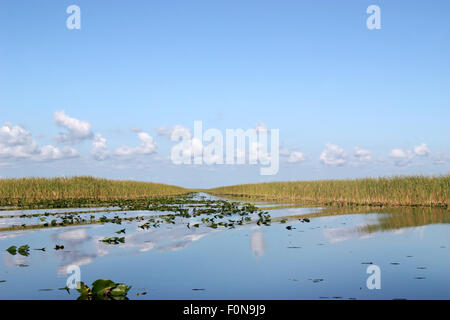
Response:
[76, 282, 91, 297]
[92, 279, 116, 296]
[77, 279, 132, 300]
[18, 245, 30, 256]
[6, 246, 17, 255]
[109, 283, 131, 296]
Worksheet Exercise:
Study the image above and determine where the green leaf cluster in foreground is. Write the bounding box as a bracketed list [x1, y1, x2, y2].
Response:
[77, 279, 131, 300]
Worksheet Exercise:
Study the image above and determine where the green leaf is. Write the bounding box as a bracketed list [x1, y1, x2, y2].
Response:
[92, 279, 116, 296]
[18, 245, 30, 256]
[76, 282, 91, 296]
[110, 284, 131, 296]
[6, 246, 17, 255]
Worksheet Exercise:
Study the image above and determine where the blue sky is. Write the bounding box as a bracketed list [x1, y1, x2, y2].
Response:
[0, 0, 449, 188]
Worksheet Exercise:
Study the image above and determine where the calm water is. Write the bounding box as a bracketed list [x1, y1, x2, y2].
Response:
[0, 193, 448, 300]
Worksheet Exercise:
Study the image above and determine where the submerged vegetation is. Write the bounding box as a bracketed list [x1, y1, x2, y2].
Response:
[209, 175, 450, 208]
[0, 176, 189, 207]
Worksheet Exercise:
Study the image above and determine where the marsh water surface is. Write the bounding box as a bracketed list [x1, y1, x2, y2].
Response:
[0, 193, 448, 299]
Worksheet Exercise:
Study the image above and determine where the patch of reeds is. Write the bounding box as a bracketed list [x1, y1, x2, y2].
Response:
[208, 175, 449, 208]
[0, 176, 189, 207]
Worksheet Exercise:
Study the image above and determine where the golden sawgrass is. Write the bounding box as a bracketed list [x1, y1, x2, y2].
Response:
[208, 175, 449, 207]
[0, 176, 189, 206]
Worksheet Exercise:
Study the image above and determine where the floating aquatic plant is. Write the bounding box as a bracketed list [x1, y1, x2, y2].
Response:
[77, 279, 131, 300]
[18, 245, 30, 256]
[6, 246, 17, 255]
[101, 237, 125, 244]
[6, 245, 29, 256]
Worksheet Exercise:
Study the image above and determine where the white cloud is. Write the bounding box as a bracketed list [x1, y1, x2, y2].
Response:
[432, 152, 448, 164]
[54, 110, 93, 143]
[320, 143, 347, 166]
[92, 130, 158, 161]
[287, 151, 306, 163]
[0, 122, 78, 162]
[171, 137, 203, 162]
[389, 148, 408, 158]
[157, 125, 191, 139]
[136, 132, 157, 154]
[279, 147, 306, 163]
[114, 132, 157, 157]
[91, 133, 110, 161]
[249, 141, 271, 164]
[0, 122, 39, 158]
[413, 143, 430, 156]
[0, 141, 39, 159]
[354, 147, 372, 162]
[279, 148, 290, 157]
[389, 148, 413, 166]
[0, 122, 35, 146]
[38, 145, 79, 161]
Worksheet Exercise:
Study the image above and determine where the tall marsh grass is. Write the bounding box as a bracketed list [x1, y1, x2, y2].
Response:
[208, 175, 449, 208]
[0, 176, 189, 206]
